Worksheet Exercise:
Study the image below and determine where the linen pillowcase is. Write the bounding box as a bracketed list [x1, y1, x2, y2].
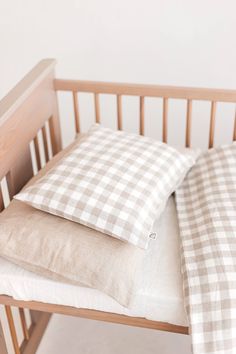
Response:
[0, 138, 144, 307]
[15, 124, 199, 249]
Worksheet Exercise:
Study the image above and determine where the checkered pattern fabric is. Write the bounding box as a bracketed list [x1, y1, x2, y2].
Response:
[15, 124, 197, 249]
[175, 143, 236, 354]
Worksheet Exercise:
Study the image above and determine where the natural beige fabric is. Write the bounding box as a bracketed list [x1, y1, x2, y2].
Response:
[176, 143, 236, 354]
[15, 124, 199, 249]
[0, 137, 144, 307]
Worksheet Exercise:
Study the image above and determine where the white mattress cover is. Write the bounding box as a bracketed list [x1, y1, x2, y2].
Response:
[0, 197, 188, 327]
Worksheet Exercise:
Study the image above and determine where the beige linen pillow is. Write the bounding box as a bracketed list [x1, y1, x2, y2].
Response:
[0, 137, 144, 307]
[15, 124, 199, 249]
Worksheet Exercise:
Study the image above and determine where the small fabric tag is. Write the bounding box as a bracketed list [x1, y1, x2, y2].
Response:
[149, 232, 157, 240]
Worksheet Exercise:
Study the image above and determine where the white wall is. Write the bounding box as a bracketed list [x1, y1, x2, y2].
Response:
[1, 0, 236, 148]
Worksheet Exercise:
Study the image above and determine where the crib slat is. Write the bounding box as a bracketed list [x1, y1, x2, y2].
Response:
[94, 94, 100, 123]
[48, 111, 63, 157]
[233, 110, 236, 141]
[5, 172, 14, 201]
[5, 306, 20, 354]
[0, 187, 4, 212]
[34, 135, 41, 171]
[209, 101, 217, 148]
[162, 98, 168, 143]
[73, 92, 80, 133]
[0, 317, 8, 354]
[42, 126, 49, 163]
[185, 100, 192, 147]
[19, 308, 30, 341]
[117, 95, 122, 130]
[140, 96, 145, 135]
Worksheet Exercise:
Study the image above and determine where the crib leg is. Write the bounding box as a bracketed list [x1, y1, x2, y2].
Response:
[0, 314, 8, 354]
[2, 306, 51, 354]
[5, 306, 20, 354]
[21, 310, 51, 354]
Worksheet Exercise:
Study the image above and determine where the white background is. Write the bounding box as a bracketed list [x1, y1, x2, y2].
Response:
[0, 1, 236, 353]
[1, 0, 236, 148]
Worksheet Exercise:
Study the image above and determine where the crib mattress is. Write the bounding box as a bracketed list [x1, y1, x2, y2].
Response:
[0, 197, 187, 327]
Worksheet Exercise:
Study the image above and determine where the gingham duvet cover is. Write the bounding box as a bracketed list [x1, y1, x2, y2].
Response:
[176, 143, 236, 354]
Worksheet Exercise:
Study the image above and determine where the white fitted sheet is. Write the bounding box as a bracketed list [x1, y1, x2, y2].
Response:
[0, 196, 188, 327]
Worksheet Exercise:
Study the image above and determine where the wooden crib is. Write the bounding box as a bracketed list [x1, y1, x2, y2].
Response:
[0, 59, 235, 354]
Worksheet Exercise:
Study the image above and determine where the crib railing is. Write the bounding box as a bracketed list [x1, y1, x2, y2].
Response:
[0, 60, 58, 354]
[0, 58, 236, 353]
[54, 79, 236, 148]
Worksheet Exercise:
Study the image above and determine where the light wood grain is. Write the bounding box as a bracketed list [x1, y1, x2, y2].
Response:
[10, 145, 34, 195]
[163, 98, 168, 143]
[54, 79, 236, 103]
[42, 125, 49, 163]
[20, 312, 51, 354]
[234, 110, 236, 141]
[0, 186, 4, 212]
[0, 317, 8, 354]
[5, 306, 20, 354]
[72, 92, 80, 133]
[139, 96, 145, 135]
[0, 61, 62, 181]
[19, 308, 30, 341]
[117, 95, 122, 130]
[33, 135, 41, 172]
[94, 93, 100, 123]
[0, 296, 188, 336]
[0, 59, 56, 125]
[5, 172, 14, 201]
[186, 100, 192, 147]
[209, 101, 217, 148]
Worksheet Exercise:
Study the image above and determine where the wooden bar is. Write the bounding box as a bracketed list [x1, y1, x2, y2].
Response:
[185, 99, 193, 147]
[0, 317, 8, 354]
[233, 110, 236, 141]
[94, 93, 100, 123]
[72, 92, 80, 133]
[162, 98, 168, 143]
[0, 59, 62, 181]
[54, 79, 236, 103]
[33, 135, 41, 171]
[140, 96, 145, 135]
[48, 116, 56, 157]
[0, 186, 4, 212]
[209, 101, 217, 148]
[19, 308, 30, 341]
[117, 95, 122, 130]
[5, 171, 14, 201]
[5, 306, 20, 354]
[20, 312, 51, 354]
[0, 295, 188, 336]
[42, 125, 49, 163]
[30, 310, 41, 325]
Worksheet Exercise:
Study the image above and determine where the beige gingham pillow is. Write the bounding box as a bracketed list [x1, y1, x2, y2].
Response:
[0, 138, 144, 307]
[15, 124, 198, 248]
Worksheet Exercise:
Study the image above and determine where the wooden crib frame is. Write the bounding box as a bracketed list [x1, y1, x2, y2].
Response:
[0, 59, 236, 354]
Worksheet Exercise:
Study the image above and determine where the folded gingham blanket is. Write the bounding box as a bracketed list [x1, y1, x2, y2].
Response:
[175, 143, 236, 354]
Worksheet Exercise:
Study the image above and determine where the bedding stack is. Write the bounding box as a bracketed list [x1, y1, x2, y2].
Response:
[0, 124, 198, 307]
[1, 123, 235, 353]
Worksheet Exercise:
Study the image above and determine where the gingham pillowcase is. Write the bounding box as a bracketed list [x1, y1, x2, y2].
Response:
[15, 124, 198, 249]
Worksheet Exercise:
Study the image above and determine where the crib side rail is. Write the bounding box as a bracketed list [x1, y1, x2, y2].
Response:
[55, 79, 236, 148]
[0, 59, 61, 354]
[0, 59, 62, 211]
